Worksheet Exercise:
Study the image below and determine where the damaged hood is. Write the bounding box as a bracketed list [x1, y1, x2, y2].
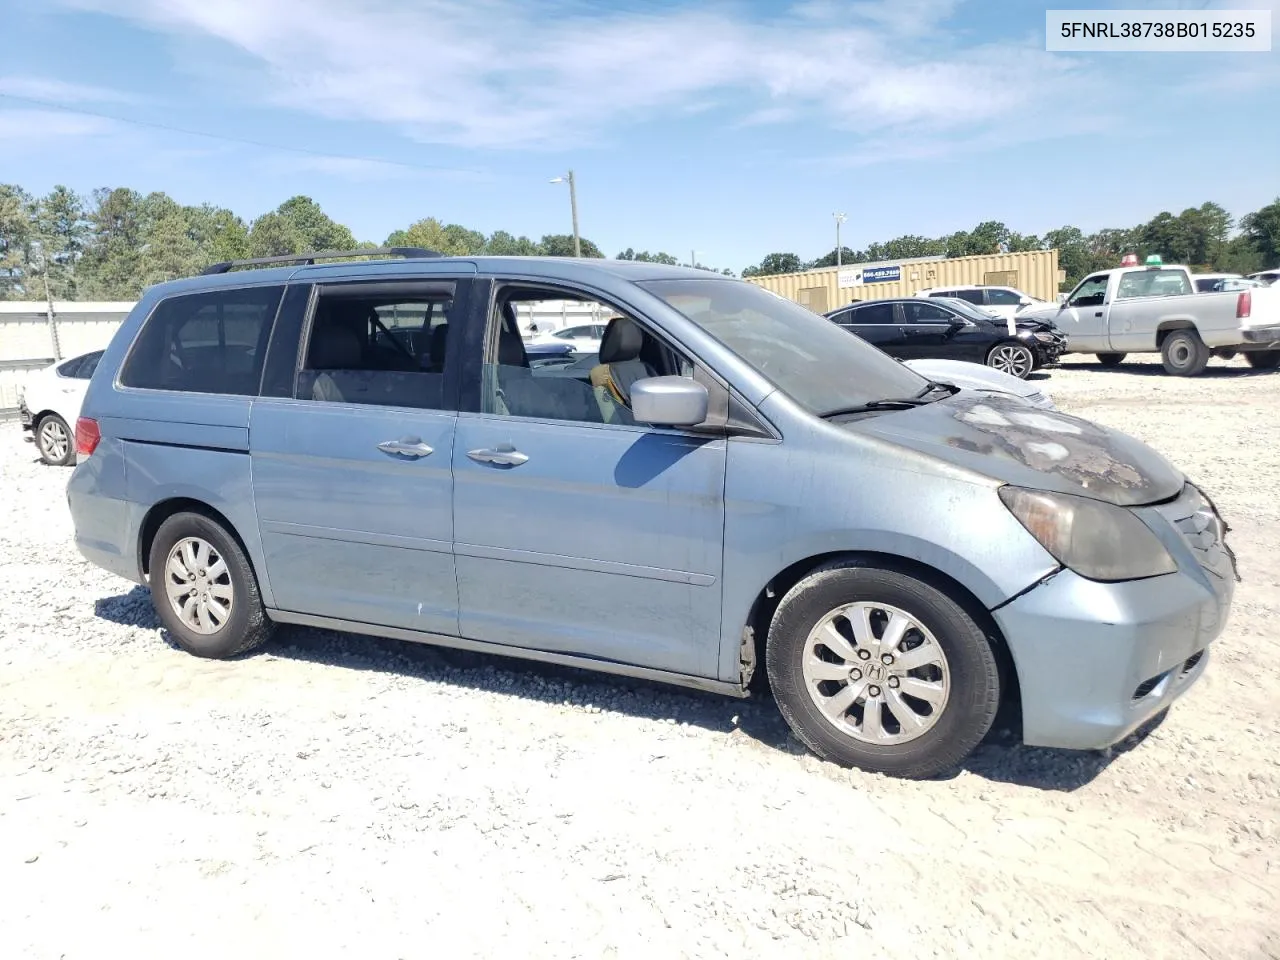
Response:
[848, 394, 1184, 506]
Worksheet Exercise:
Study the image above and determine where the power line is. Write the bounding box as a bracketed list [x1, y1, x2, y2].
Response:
[0, 92, 491, 176]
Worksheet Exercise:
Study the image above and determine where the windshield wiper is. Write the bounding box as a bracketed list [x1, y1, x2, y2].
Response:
[821, 382, 957, 419]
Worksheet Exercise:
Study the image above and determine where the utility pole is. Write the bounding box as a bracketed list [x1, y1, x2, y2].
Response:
[691, 249, 697, 269]
[550, 171, 582, 257]
[833, 213, 848, 268]
[33, 241, 61, 360]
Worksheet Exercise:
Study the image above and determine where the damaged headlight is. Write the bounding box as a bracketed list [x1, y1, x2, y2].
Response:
[999, 487, 1178, 582]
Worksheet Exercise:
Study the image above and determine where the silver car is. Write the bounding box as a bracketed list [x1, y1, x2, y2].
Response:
[66, 249, 1236, 778]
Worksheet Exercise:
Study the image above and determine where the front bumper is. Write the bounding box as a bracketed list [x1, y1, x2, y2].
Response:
[993, 486, 1235, 750]
[1022, 334, 1066, 366]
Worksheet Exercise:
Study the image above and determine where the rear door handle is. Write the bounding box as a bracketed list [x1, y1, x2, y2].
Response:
[377, 437, 434, 458]
[467, 444, 529, 467]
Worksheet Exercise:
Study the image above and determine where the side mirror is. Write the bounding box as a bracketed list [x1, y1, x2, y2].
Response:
[631, 376, 709, 428]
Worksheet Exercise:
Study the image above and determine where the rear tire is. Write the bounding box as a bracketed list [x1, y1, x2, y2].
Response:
[765, 561, 1001, 779]
[35, 414, 75, 466]
[1246, 352, 1280, 371]
[148, 512, 273, 659]
[1095, 353, 1127, 368]
[1161, 329, 1210, 376]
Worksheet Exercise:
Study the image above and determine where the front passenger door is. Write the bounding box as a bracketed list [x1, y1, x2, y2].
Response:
[896, 301, 965, 359]
[451, 283, 727, 679]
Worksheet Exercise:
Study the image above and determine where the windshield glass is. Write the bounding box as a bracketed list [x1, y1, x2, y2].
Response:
[638, 279, 928, 414]
[931, 297, 1000, 323]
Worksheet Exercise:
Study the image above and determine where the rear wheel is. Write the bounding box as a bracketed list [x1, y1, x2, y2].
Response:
[1161, 329, 1210, 376]
[35, 414, 75, 466]
[148, 512, 273, 659]
[986, 342, 1035, 379]
[766, 561, 1001, 779]
[1095, 353, 1127, 368]
[1246, 352, 1280, 371]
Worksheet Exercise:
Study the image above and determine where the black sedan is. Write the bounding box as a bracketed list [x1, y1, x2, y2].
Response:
[824, 297, 1065, 379]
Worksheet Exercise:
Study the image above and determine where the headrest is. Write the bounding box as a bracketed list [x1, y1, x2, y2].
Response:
[497, 326, 527, 366]
[599, 316, 643, 364]
[309, 323, 363, 370]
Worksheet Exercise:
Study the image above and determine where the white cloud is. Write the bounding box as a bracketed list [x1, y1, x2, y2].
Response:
[51, 0, 1104, 151]
[0, 108, 119, 146]
[0, 76, 135, 103]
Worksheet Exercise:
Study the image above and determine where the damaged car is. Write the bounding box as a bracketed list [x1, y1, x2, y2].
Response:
[67, 249, 1236, 778]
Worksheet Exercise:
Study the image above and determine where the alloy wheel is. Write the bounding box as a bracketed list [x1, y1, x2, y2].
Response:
[38, 419, 69, 462]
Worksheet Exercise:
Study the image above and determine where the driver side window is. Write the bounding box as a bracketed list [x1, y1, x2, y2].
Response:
[1069, 275, 1109, 308]
[482, 287, 691, 427]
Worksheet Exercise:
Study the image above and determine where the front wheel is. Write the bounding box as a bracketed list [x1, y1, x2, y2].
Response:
[35, 414, 75, 466]
[1096, 352, 1127, 368]
[766, 562, 1001, 779]
[986, 342, 1035, 379]
[1161, 329, 1210, 376]
[1246, 352, 1280, 371]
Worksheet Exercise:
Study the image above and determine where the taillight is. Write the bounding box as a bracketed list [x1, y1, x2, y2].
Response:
[1237, 290, 1251, 319]
[75, 417, 101, 457]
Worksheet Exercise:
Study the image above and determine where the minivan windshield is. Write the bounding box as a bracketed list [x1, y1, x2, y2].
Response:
[638, 279, 929, 415]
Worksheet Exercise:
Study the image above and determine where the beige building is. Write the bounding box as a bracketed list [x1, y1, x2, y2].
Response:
[746, 249, 1062, 314]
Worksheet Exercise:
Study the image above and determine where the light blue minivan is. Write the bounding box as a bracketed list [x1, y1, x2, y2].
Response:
[67, 249, 1237, 778]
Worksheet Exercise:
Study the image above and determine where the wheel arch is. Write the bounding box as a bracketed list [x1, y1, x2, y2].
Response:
[139, 497, 257, 582]
[740, 549, 1021, 727]
[1155, 319, 1198, 347]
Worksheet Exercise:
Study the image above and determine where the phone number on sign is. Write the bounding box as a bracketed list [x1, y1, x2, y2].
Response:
[1061, 21, 1257, 39]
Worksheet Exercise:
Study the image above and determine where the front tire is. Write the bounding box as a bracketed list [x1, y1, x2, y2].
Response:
[1096, 352, 1127, 368]
[1246, 352, 1280, 371]
[148, 512, 273, 659]
[35, 414, 75, 466]
[1161, 329, 1210, 376]
[986, 342, 1035, 379]
[766, 561, 1001, 779]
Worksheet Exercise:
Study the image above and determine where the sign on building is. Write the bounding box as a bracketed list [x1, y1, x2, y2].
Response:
[838, 265, 902, 288]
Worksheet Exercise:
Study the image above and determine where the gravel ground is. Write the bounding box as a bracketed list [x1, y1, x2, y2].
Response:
[1, 354, 1278, 960]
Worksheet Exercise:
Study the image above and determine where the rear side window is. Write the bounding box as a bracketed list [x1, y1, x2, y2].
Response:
[952, 289, 984, 305]
[121, 286, 284, 395]
[296, 280, 459, 410]
[848, 303, 895, 325]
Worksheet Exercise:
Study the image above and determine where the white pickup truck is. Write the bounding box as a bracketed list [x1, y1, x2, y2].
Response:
[1019, 260, 1280, 375]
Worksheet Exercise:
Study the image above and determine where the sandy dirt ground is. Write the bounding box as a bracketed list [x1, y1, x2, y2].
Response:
[1, 354, 1277, 960]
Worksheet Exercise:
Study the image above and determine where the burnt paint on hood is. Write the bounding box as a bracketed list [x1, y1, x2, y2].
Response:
[848, 394, 1184, 507]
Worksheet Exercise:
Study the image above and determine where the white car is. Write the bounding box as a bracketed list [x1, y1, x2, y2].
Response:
[1193, 273, 1266, 293]
[527, 322, 606, 354]
[915, 285, 1049, 325]
[18, 350, 103, 465]
[903, 357, 1055, 409]
[1246, 269, 1280, 287]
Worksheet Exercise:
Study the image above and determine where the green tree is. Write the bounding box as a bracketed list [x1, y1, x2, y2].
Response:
[32, 185, 87, 299]
[743, 252, 803, 277]
[80, 187, 148, 299]
[185, 204, 251, 266]
[275, 195, 356, 251]
[248, 211, 305, 258]
[0, 184, 35, 299]
[809, 247, 859, 268]
[540, 234, 603, 258]
[1239, 197, 1280, 269]
[487, 230, 542, 256]
[141, 213, 200, 286]
[387, 217, 485, 256]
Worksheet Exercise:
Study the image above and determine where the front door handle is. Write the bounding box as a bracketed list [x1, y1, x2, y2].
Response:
[1094, 311, 1103, 317]
[467, 443, 529, 467]
[377, 437, 434, 458]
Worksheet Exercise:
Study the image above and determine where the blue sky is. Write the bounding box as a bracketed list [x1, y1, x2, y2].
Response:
[0, 0, 1276, 271]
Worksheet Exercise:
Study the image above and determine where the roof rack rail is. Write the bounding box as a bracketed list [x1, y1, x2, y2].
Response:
[201, 246, 444, 276]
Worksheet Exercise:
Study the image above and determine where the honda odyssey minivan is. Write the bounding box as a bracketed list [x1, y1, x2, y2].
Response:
[67, 248, 1236, 778]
